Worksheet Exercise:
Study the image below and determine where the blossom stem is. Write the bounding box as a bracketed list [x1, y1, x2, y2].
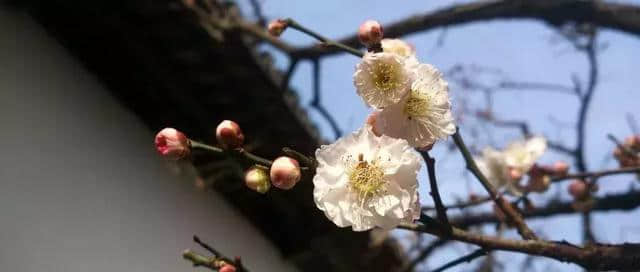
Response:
[451, 129, 538, 240]
[284, 18, 364, 58]
[420, 151, 451, 233]
[183, 236, 250, 272]
[190, 140, 273, 167]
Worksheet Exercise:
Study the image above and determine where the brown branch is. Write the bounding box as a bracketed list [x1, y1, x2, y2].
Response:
[420, 151, 451, 232]
[183, 235, 250, 272]
[431, 248, 488, 272]
[399, 221, 640, 271]
[310, 59, 342, 138]
[422, 195, 492, 212]
[452, 129, 538, 240]
[399, 239, 449, 272]
[551, 166, 640, 182]
[449, 191, 640, 229]
[292, 0, 640, 59]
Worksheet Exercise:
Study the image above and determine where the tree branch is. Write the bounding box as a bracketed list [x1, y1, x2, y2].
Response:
[431, 248, 488, 272]
[310, 59, 342, 139]
[399, 220, 640, 271]
[292, 0, 640, 59]
[449, 191, 640, 229]
[421, 151, 451, 232]
[452, 129, 538, 240]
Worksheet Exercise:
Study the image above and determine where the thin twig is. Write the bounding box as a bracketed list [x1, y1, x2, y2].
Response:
[431, 248, 487, 272]
[551, 166, 640, 182]
[310, 59, 342, 139]
[284, 18, 363, 58]
[191, 140, 274, 167]
[281, 58, 299, 90]
[422, 195, 492, 212]
[451, 129, 538, 240]
[420, 151, 451, 233]
[400, 239, 449, 272]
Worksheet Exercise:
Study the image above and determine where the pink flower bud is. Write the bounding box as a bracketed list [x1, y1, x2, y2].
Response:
[552, 161, 569, 176]
[219, 264, 236, 272]
[508, 167, 523, 181]
[154, 128, 190, 160]
[244, 167, 271, 194]
[270, 156, 301, 190]
[568, 180, 587, 199]
[366, 111, 381, 136]
[358, 20, 383, 47]
[216, 120, 244, 149]
[267, 19, 288, 37]
[526, 175, 550, 193]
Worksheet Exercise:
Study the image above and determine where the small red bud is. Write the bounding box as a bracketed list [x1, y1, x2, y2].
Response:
[154, 128, 190, 160]
[508, 167, 523, 181]
[216, 120, 244, 149]
[267, 19, 288, 37]
[551, 161, 569, 176]
[270, 156, 301, 190]
[366, 111, 381, 137]
[358, 20, 383, 47]
[568, 180, 588, 199]
[219, 264, 237, 272]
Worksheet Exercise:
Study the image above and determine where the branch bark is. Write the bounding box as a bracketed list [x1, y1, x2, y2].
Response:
[292, 0, 640, 59]
[399, 221, 640, 271]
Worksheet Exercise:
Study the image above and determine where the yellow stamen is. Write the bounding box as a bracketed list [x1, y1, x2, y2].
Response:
[347, 153, 386, 203]
[372, 61, 402, 93]
[404, 89, 430, 119]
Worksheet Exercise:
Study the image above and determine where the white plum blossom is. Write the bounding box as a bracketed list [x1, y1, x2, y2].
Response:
[475, 136, 548, 195]
[373, 64, 455, 148]
[503, 136, 547, 173]
[354, 52, 413, 109]
[313, 125, 422, 231]
[381, 38, 415, 58]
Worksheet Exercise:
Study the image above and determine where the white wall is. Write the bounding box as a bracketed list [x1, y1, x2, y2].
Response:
[0, 7, 295, 272]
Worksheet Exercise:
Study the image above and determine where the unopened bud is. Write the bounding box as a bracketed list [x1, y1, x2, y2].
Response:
[219, 264, 237, 272]
[154, 128, 190, 160]
[216, 120, 244, 149]
[551, 161, 569, 176]
[508, 167, 523, 181]
[244, 167, 271, 194]
[270, 156, 301, 190]
[526, 175, 551, 193]
[268, 19, 288, 37]
[366, 111, 381, 136]
[358, 20, 383, 47]
[568, 180, 587, 199]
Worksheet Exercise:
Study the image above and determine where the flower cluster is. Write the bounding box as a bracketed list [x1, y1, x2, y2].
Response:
[475, 137, 548, 195]
[313, 21, 456, 231]
[354, 38, 455, 149]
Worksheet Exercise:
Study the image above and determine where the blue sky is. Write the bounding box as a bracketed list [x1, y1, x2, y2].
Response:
[237, 1, 640, 270]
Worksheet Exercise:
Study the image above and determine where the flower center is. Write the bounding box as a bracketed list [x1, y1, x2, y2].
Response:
[347, 154, 386, 203]
[372, 61, 402, 93]
[403, 89, 430, 119]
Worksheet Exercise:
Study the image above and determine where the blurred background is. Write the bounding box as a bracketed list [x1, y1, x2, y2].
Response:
[1, 0, 639, 271]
